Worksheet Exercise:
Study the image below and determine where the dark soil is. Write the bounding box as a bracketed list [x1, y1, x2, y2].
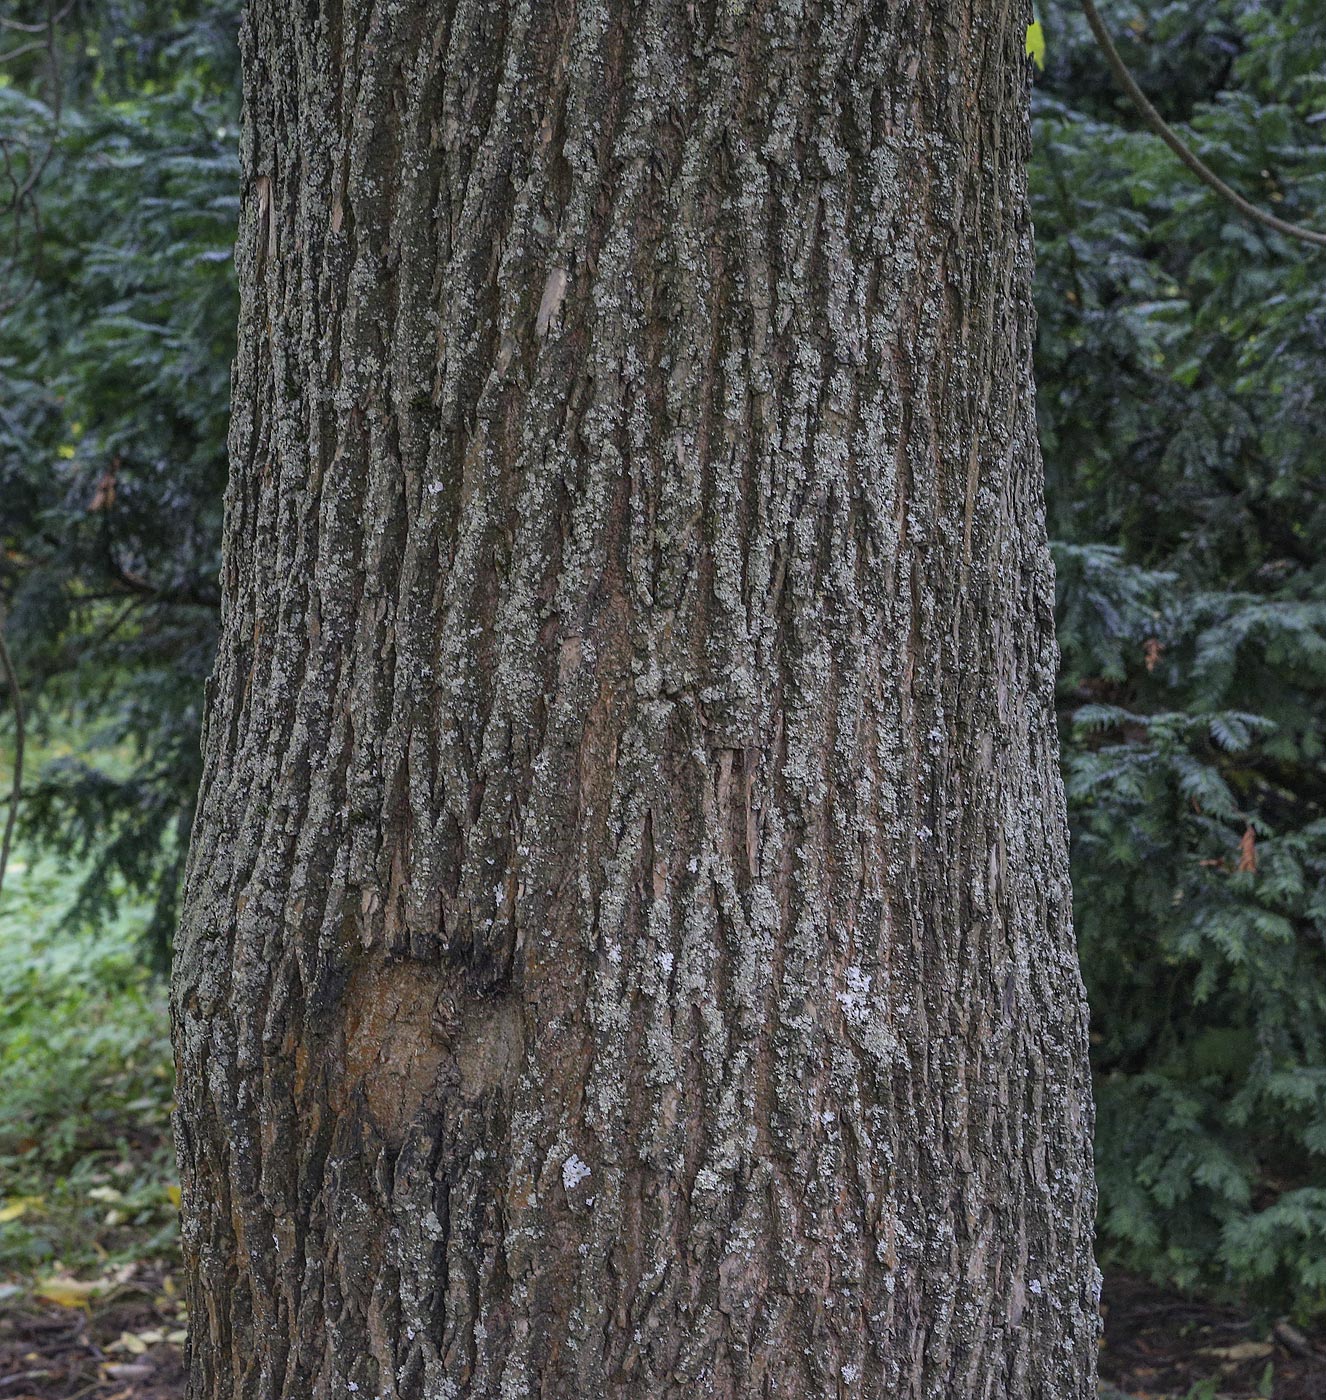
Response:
[0, 1270, 185, 1400]
[5, 1268, 1326, 1397]
[1100, 1272, 1326, 1399]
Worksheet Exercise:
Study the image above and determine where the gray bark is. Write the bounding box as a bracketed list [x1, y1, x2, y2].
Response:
[172, 2, 1099, 1396]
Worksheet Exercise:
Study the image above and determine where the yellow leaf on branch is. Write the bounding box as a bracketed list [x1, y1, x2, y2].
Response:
[1026, 20, 1046, 70]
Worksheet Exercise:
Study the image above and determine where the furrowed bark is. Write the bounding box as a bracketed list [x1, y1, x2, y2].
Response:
[173, 2, 1099, 1396]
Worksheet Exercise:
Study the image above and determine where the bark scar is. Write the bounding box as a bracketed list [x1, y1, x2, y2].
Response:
[536, 267, 569, 338]
[341, 960, 447, 1144]
[254, 175, 276, 269]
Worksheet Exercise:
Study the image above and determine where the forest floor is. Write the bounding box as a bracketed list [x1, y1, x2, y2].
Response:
[3, 850, 1326, 1399]
[1099, 1274, 1326, 1399]
[0, 1271, 185, 1400]
[3, 1270, 1326, 1399]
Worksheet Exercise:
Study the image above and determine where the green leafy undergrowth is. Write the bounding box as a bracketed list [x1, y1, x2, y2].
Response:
[0, 847, 177, 1284]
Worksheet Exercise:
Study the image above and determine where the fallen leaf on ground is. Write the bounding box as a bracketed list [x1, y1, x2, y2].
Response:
[1200, 1340, 1275, 1361]
[104, 1361, 155, 1381]
[0, 1195, 43, 1222]
[33, 1274, 110, 1308]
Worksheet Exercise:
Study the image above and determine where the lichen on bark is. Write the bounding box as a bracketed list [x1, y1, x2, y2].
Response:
[173, 2, 1100, 1396]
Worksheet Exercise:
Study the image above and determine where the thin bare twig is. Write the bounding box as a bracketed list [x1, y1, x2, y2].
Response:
[0, 0, 67, 314]
[1081, 0, 1326, 250]
[0, 0, 74, 33]
[0, 607, 23, 901]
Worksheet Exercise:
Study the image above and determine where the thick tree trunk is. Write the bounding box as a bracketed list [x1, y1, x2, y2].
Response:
[173, 2, 1098, 1396]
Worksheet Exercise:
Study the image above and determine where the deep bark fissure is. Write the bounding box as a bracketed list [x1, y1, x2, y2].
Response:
[175, 2, 1099, 1396]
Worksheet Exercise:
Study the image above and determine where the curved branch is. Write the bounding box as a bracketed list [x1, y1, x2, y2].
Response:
[1081, 0, 1326, 250]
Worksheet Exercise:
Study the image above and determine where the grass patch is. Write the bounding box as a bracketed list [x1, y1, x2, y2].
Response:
[0, 846, 177, 1286]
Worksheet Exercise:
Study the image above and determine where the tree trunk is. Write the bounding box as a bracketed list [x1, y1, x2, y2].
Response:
[172, 2, 1098, 1396]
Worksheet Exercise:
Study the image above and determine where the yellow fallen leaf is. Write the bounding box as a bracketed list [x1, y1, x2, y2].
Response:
[118, 1330, 149, 1355]
[34, 1275, 108, 1309]
[0, 1196, 43, 1223]
[166, 1184, 182, 1208]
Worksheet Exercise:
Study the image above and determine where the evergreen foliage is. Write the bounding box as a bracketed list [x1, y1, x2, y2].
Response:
[0, 2, 238, 953]
[1037, 0, 1326, 1312]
